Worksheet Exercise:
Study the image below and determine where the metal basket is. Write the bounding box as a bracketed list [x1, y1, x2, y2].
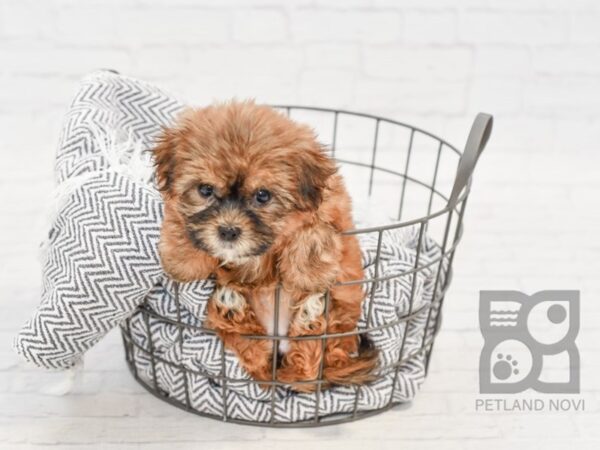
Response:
[120, 107, 493, 427]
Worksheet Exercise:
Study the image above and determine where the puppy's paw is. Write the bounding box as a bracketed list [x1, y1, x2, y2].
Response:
[294, 293, 326, 332]
[213, 286, 246, 319]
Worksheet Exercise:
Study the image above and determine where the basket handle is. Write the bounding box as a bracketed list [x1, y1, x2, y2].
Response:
[447, 113, 493, 208]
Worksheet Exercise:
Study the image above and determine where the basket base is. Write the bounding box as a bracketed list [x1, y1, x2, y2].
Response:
[123, 357, 407, 428]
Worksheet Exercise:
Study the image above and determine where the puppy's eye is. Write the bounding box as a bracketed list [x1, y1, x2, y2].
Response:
[255, 189, 272, 204]
[198, 184, 214, 198]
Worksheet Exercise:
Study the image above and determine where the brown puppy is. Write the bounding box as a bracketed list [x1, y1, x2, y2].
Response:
[154, 101, 377, 392]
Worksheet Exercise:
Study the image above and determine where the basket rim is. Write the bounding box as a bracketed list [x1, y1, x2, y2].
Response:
[269, 104, 470, 236]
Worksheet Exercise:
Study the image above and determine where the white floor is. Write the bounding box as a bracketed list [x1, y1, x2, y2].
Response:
[1, 143, 599, 449]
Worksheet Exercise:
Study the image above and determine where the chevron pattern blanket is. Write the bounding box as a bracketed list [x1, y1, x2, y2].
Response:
[14, 71, 446, 423]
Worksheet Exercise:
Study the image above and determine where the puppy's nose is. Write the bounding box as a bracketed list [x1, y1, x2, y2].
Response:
[218, 225, 241, 242]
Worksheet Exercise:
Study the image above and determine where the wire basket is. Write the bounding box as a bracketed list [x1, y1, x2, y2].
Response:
[120, 107, 493, 427]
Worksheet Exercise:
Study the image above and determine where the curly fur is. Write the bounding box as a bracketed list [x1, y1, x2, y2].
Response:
[155, 100, 377, 391]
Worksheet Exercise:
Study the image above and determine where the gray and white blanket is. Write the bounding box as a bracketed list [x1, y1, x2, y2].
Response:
[14, 71, 446, 423]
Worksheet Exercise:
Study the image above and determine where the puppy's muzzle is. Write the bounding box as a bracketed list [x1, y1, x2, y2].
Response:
[218, 225, 241, 242]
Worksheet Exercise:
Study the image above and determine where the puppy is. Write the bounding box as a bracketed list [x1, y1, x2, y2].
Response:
[154, 101, 377, 392]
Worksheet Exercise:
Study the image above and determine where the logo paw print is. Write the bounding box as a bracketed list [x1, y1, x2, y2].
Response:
[493, 353, 519, 380]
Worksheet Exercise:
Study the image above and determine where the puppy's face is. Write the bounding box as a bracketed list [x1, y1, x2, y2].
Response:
[155, 101, 336, 265]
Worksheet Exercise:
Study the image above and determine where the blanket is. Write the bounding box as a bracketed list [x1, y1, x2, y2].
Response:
[14, 71, 447, 423]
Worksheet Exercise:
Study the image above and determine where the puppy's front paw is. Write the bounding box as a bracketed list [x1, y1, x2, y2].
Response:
[213, 286, 247, 320]
[294, 293, 326, 333]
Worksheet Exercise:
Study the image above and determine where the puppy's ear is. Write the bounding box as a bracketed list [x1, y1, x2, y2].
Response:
[296, 145, 337, 210]
[153, 127, 179, 196]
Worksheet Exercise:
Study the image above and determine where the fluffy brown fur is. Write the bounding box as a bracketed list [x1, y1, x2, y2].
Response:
[154, 101, 377, 392]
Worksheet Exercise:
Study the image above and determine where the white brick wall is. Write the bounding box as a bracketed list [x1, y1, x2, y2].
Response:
[0, 0, 599, 152]
[1, 0, 599, 448]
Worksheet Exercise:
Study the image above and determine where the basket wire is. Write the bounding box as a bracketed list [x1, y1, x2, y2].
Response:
[120, 106, 492, 427]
